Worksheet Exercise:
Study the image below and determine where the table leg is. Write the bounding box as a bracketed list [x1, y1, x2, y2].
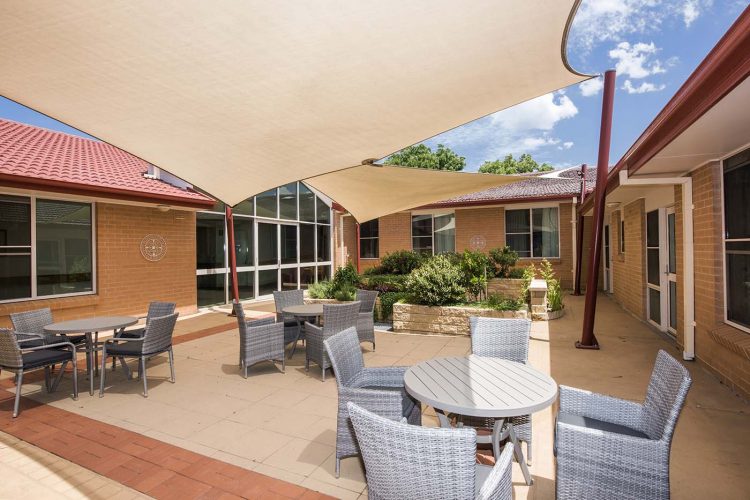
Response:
[490, 418, 507, 458]
[86, 332, 94, 396]
[93, 331, 100, 377]
[288, 317, 303, 359]
[508, 423, 533, 485]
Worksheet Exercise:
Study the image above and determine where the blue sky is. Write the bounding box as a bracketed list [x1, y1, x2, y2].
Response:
[0, 1, 747, 172]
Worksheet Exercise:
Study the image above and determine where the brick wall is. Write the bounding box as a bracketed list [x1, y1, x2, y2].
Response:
[454, 207, 504, 252]
[333, 212, 357, 269]
[1, 202, 197, 328]
[611, 199, 646, 318]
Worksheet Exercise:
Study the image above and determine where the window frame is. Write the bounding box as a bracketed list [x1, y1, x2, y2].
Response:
[620, 217, 626, 254]
[410, 211, 455, 256]
[0, 192, 97, 304]
[359, 219, 379, 259]
[504, 205, 561, 259]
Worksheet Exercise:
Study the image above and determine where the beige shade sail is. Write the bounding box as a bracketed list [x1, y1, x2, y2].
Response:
[305, 165, 522, 222]
[0, 1, 588, 206]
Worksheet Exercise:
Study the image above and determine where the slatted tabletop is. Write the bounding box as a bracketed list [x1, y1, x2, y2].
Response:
[404, 355, 558, 418]
[44, 316, 138, 334]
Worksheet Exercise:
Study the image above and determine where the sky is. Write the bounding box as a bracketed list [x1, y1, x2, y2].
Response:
[0, 1, 747, 172]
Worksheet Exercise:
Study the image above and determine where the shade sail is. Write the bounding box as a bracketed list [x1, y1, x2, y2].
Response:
[0, 1, 588, 206]
[305, 165, 522, 222]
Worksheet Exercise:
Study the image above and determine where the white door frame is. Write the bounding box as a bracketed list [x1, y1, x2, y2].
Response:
[666, 207, 677, 335]
[646, 208, 672, 332]
[603, 224, 613, 293]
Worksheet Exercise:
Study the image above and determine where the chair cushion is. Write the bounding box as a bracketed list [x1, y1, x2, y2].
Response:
[106, 342, 144, 356]
[62, 334, 87, 345]
[557, 412, 648, 439]
[22, 349, 72, 369]
[118, 328, 144, 339]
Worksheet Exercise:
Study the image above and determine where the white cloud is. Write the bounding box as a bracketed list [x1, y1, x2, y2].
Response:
[490, 91, 578, 132]
[579, 77, 604, 97]
[562, 141, 574, 149]
[609, 42, 666, 79]
[683, 0, 700, 26]
[522, 136, 561, 149]
[622, 79, 666, 93]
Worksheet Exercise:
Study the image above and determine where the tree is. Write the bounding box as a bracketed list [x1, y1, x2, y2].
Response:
[478, 153, 553, 174]
[385, 144, 465, 171]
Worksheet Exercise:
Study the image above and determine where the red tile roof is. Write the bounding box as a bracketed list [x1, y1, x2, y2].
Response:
[0, 119, 214, 208]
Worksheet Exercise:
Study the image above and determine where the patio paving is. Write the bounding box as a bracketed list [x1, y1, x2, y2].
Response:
[1, 293, 748, 499]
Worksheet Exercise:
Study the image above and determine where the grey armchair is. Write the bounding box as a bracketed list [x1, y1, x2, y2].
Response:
[324, 327, 421, 478]
[0, 328, 78, 417]
[272, 289, 305, 348]
[355, 289, 378, 350]
[113, 301, 176, 372]
[347, 402, 514, 500]
[11, 307, 86, 347]
[555, 349, 692, 500]
[99, 313, 179, 397]
[233, 302, 285, 377]
[305, 301, 359, 381]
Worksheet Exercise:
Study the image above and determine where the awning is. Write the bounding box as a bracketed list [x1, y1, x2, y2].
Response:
[0, 1, 588, 206]
[304, 165, 522, 222]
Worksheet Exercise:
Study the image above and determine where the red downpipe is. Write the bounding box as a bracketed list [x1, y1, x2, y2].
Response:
[225, 206, 240, 306]
[573, 164, 588, 296]
[578, 70, 616, 350]
[355, 222, 361, 274]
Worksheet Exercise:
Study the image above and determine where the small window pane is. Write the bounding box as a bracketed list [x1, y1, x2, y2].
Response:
[647, 248, 660, 286]
[0, 195, 31, 246]
[620, 220, 625, 253]
[723, 158, 750, 240]
[317, 225, 330, 262]
[316, 197, 330, 224]
[317, 265, 330, 282]
[299, 184, 315, 222]
[36, 200, 92, 296]
[231, 271, 254, 300]
[197, 273, 225, 306]
[726, 241, 750, 329]
[505, 209, 530, 234]
[411, 215, 432, 237]
[434, 214, 455, 254]
[256, 189, 278, 219]
[506, 234, 530, 258]
[281, 268, 298, 291]
[360, 239, 378, 259]
[646, 210, 659, 247]
[300, 223, 315, 263]
[532, 208, 559, 258]
[233, 200, 253, 216]
[197, 213, 226, 269]
[300, 266, 316, 289]
[258, 269, 278, 296]
[0, 255, 31, 300]
[648, 288, 661, 324]
[412, 236, 432, 255]
[669, 281, 677, 330]
[279, 183, 298, 220]
[668, 213, 676, 274]
[257, 223, 277, 266]
[280, 224, 297, 264]
[233, 219, 253, 267]
[360, 220, 379, 238]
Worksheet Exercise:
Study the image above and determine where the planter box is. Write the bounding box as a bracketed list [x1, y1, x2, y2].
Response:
[487, 278, 525, 299]
[304, 298, 342, 304]
[533, 307, 565, 321]
[393, 303, 528, 336]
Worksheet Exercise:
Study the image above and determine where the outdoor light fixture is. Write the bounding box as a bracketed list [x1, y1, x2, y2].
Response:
[156, 204, 170, 212]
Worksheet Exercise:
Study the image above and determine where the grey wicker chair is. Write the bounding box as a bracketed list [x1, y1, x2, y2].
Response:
[305, 301, 360, 381]
[233, 302, 285, 377]
[272, 290, 305, 348]
[99, 313, 179, 397]
[347, 402, 514, 500]
[10, 307, 86, 347]
[555, 349, 692, 500]
[355, 289, 378, 350]
[461, 317, 533, 462]
[0, 328, 78, 417]
[324, 327, 421, 478]
[113, 301, 176, 371]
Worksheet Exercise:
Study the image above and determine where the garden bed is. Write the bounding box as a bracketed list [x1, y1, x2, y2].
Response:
[392, 303, 528, 336]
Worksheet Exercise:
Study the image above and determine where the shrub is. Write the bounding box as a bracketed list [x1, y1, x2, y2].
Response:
[359, 274, 408, 293]
[488, 246, 519, 278]
[539, 259, 563, 311]
[332, 262, 360, 289]
[377, 291, 409, 321]
[379, 250, 425, 275]
[507, 267, 525, 279]
[484, 293, 524, 311]
[308, 280, 335, 299]
[405, 255, 466, 306]
[459, 249, 491, 301]
[333, 284, 357, 302]
[520, 263, 536, 304]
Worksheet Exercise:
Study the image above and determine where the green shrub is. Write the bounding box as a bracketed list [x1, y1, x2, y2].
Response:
[488, 246, 519, 278]
[540, 259, 563, 311]
[520, 263, 536, 304]
[362, 265, 383, 275]
[359, 274, 408, 293]
[377, 291, 409, 321]
[308, 280, 335, 299]
[332, 262, 360, 289]
[333, 284, 357, 302]
[379, 250, 425, 275]
[507, 267, 525, 279]
[405, 255, 466, 306]
[459, 249, 491, 301]
[483, 293, 524, 311]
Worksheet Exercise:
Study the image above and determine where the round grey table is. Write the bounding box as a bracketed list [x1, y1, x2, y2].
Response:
[282, 304, 323, 359]
[404, 355, 558, 485]
[44, 316, 138, 396]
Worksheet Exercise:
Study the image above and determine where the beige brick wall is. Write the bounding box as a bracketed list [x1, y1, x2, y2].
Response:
[611, 199, 646, 319]
[1, 202, 197, 327]
[454, 207, 504, 252]
[333, 212, 358, 269]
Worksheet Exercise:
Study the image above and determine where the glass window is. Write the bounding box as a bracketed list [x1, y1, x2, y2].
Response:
[317, 265, 330, 282]
[360, 220, 379, 259]
[411, 213, 455, 255]
[0, 195, 31, 300]
[648, 288, 661, 324]
[300, 266, 316, 289]
[300, 223, 315, 263]
[281, 268, 298, 291]
[317, 225, 330, 262]
[255, 189, 277, 219]
[434, 214, 455, 254]
[316, 196, 331, 224]
[505, 208, 559, 258]
[233, 218, 253, 267]
[724, 151, 750, 329]
[620, 219, 626, 253]
[668, 212, 676, 274]
[411, 215, 433, 255]
[233, 199, 253, 216]
[280, 224, 297, 264]
[258, 269, 277, 296]
[36, 200, 93, 296]
[196, 213, 225, 269]
[299, 184, 315, 222]
[257, 223, 277, 266]
[231, 271, 254, 300]
[279, 183, 297, 220]
[197, 273, 225, 306]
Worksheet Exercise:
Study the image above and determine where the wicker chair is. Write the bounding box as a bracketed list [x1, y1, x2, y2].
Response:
[99, 313, 179, 397]
[555, 349, 692, 500]
[324, 327, 421, 478]
[272, 290, 305, 347]
[347, 402, 514, 500]
[460, 317, 533, 462]
[0, 328, 78, 417]
[233, 302, 285, 377]
[113, 301, 176, 372]
[355, 289, 378, 350]
[10, 307, 86, 347]
[305, 301, 360, 381]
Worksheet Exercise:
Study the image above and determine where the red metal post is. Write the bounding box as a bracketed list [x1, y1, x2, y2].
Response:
[578, 70, 616, 349]
[573, 164, 588, 296]
[225, 205, 240, 306]
[355, 222, 361, 274]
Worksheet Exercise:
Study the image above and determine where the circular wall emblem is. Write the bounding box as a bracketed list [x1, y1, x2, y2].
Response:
[469, 235, 486, 250]
[140, 234, 167, 262]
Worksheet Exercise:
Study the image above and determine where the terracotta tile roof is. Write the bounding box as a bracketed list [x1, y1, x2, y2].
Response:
[0, 119, 214, 207]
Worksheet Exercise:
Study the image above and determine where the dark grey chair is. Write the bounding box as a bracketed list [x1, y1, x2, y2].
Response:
[324, 327, 420, 477]
[272, 290, 305, 347]
[233, 302, 285, 377]
[347, 402, 514, 500]
[305, 301, 359, 381]
[113, 301, 176, 372]
[99, 313, 179, 397]
[10, 307, 86, 347]
[355, 289, 378, 350]
[555, 350, 692, 500]
[0, 328, 78, 417]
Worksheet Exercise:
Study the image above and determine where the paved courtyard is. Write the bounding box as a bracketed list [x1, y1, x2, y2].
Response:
[1, 294, 748, 499]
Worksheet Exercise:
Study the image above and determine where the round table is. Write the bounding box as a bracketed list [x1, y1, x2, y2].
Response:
[404, 355, 558, 485]
[282, 304, 324, 358]
[45, 316, 138, 396]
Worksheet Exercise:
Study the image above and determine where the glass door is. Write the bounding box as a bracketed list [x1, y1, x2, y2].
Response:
[603, 225, 612, 293]
[666, 208, 677, 335]
[646, 210, 663, 327]
[255, 220, 300, 297]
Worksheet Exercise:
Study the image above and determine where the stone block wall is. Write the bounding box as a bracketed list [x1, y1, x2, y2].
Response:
[393, 303, 528, 336]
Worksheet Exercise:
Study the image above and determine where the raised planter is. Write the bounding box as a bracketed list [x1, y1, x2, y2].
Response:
[487, 278, 525, 299]
[393, 303, 528, 336]
[533, 307, 565, 321]
[304, 298, 341, 304]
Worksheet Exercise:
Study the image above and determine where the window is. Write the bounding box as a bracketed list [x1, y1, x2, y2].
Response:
[505, 207, 559, 258]
[359, 220, 379, 259]
[620, 219, 626, 253]
[723, 150, 750, 331]
[411, 213, 455, 255]
[0, 195, 94, 302]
